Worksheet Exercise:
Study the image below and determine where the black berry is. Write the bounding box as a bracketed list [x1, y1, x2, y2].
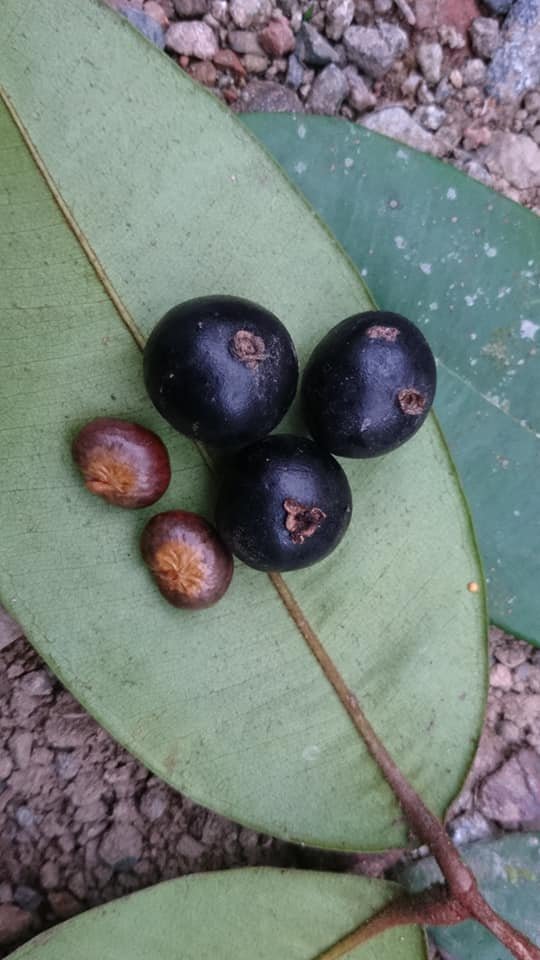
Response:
[143, 296, 298, 449]
[302, 311, 436, 458]
[215, 434, 352, 572]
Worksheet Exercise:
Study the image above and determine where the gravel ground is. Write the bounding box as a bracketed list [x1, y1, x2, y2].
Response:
[2, 0, 539, 953]
[105, 0, 540, 211]
[1, 609, 540, 954]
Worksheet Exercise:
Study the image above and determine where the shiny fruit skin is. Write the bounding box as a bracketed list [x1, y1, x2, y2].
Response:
[72, 418, 171, 508]
[143, 296, 298, 449]
[302, 311, 437, 458]
[141, 510, 233, 609]
[215, 434, 352, 572]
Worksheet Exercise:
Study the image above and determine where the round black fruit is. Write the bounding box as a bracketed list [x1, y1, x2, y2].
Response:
[302, 311, 436, 458]
[215, 434, 352, 572]
[143, 296, 298, 449]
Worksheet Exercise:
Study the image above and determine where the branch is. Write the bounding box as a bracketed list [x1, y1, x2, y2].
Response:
[314, 888, 467, 960]
[270, 573, 540, 960]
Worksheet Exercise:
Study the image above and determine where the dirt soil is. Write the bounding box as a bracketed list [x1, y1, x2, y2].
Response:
[1, 613, 539, 955]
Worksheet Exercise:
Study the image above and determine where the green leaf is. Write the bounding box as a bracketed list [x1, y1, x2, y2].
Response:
[244, 115, 540, 646]
[7, 870, 427, 960]
[0, 0, 486, 850]
[399, 832, 540, 959]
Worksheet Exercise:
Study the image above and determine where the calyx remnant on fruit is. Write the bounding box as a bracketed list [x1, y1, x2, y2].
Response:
[366, 325, 399, 342]
[398, 388, 427, 415]
[284, 499, 326, 544]
[230, 330, 267, 369]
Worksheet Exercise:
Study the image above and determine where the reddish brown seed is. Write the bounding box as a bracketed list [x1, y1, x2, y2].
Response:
[72, 418, 171, 508]
[141, 511, 233, 609]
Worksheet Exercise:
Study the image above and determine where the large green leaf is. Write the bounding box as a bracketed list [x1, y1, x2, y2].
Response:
[7, 870, 426, 960]
[400, 833, 540, 959]
[0, 0, 486, 850]
[244, 115, 540, 646]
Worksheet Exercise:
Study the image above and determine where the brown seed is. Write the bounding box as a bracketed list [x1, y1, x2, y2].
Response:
[72, 418, 171, 508]
[141, 511, 233, 609]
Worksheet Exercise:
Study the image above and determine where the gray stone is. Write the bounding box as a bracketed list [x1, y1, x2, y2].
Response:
[416, 41, 443, 85]
[18, 670, 53, 697]
[525, 90, 540, 112]
[173, 0, 208, 14]
[40, 861, 60, 891]
[243, 53, 269, 72]
[325, 0, 354, 41]
[230, 0, 272, 28]
[0, 885, 13, 905]
[296, 23, 338, 66]
[490, 662, 513, 689]
[434, 77, 453, 103]
[493, 636, 530, 667]
[344, 22, 408, 78]
[448, 810, 493, 845]
[0, 752, 13, 781]
[139, 786, 168, 821]
[15, 806, 35, 829]
[344, 66, 376, 112]
[236, 79, 303, 111]
[462, 57, 487, 85]
[286, 53, 304, 88]
[307, 63, 348, 113]
[228, 29, 264, 53]
[0, 905, 32, 946]
[439, 24, 466, 49]
[470, 16, 500, 60]
[99, 823, 143, 870]
[165, 20, 218, 57]
[119, 5, 166, 47]
[362, 106, 444, 155]
[478, 748, 540, 828]
[14, 886, 42, 912]
[55, 750, 81, 781]
[482, 0, 513, 11]
[414, 104, 446, 130]
[0, 606, 23, 651]
[483, 131, 540, 187]
[178, 834, 205, 858]
[487, 0, 540, 102]
[10, 731, 32, 768]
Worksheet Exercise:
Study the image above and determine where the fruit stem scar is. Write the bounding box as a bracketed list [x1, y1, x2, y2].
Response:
[230, 329, 267, 370]
[366, 325, 399, 341]
[283, 499, 326, 544]
[397, 388, 427, 415]
[85, 453, 134, 496]
[150, 541, 205, 598]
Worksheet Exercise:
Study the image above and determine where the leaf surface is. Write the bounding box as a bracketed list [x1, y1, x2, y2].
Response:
[245, 114, 540, 644]
[8, 870, 427, 960]
[0, 0, 485, 849]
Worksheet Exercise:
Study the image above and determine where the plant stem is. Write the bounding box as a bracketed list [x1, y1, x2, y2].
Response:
[270, 573, 540, 960]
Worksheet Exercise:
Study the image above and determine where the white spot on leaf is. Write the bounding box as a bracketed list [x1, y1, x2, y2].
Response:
[520, 319, 539, 340]
[446, 187, 457, 200]
[419, 263, 432, 275]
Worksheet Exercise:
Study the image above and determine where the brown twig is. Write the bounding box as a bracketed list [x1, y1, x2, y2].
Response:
[270, 573, 540, 960]
[314, 888, 468, 960]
